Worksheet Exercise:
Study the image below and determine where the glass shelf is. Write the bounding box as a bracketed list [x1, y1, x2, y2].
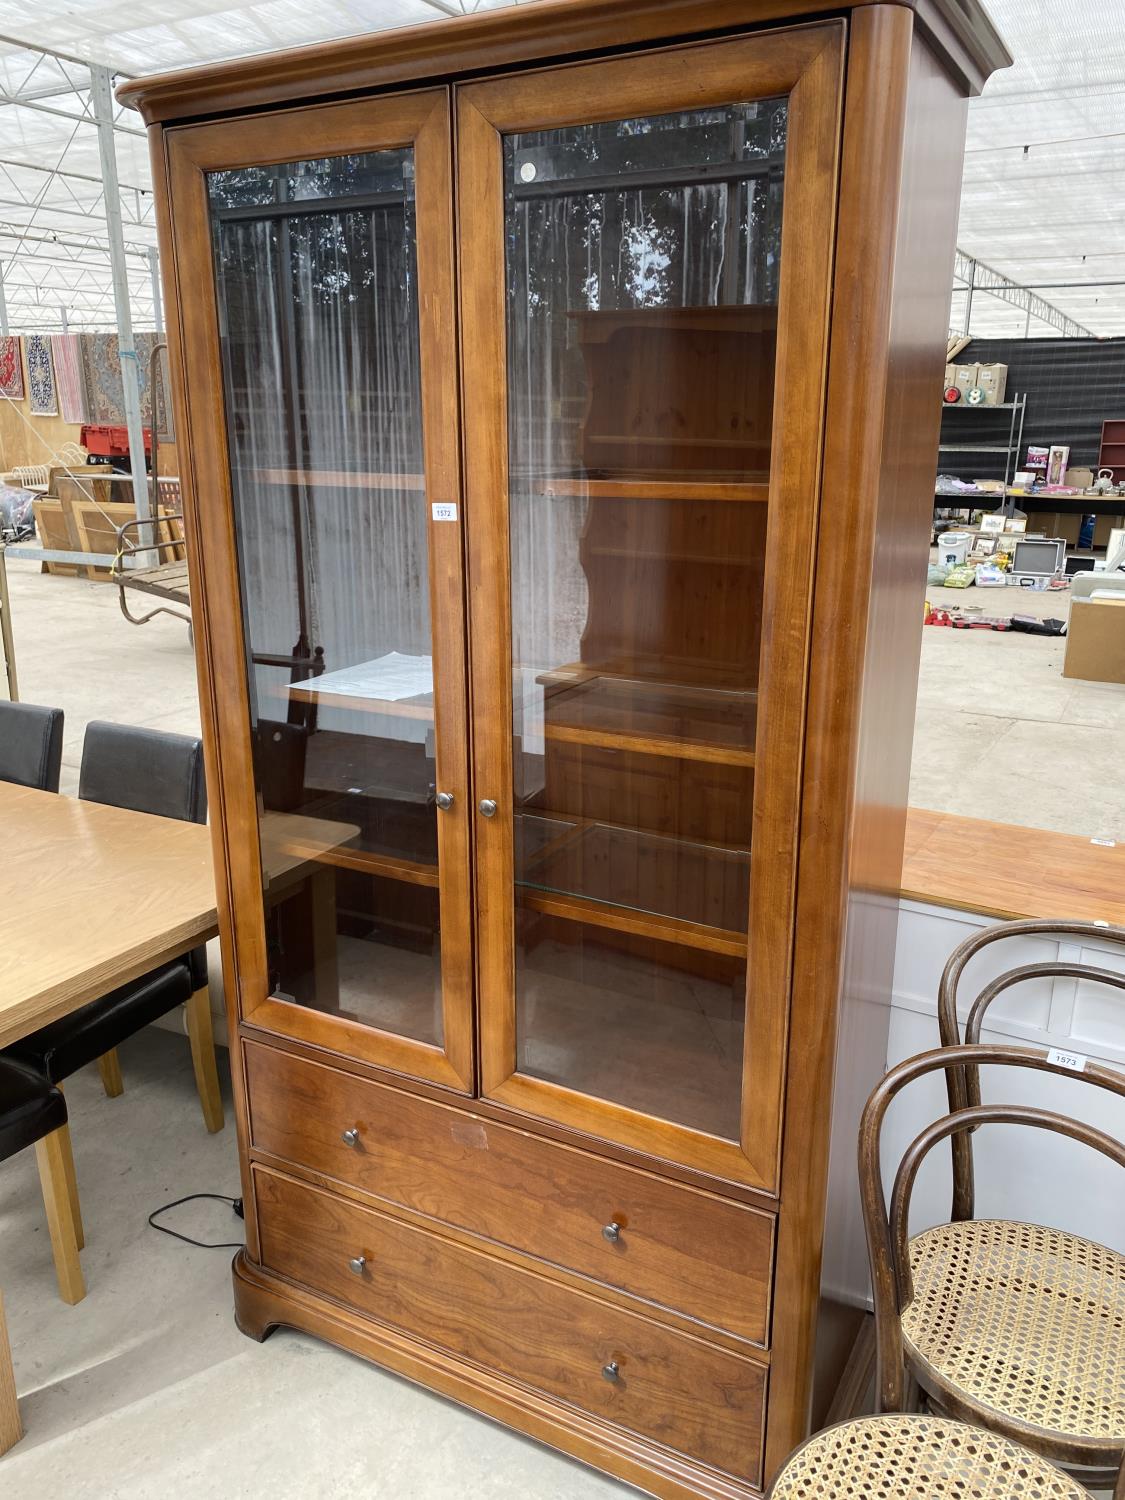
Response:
[539, 670, 757, 766]
[516, 812, 750, 944]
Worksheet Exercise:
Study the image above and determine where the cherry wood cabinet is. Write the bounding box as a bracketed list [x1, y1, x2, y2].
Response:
[122, 3, 1008, 1494]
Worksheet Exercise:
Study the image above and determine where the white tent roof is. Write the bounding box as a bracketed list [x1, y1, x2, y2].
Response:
[0, 0, 1121, 336]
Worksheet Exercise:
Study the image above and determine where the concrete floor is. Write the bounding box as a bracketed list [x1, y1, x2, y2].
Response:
[2, 554, 1122, 1495]
[913, 572, 1125, 839]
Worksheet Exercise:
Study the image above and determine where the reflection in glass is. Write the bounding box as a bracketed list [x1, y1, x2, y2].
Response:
[505, 101, 788, 1138]
[209, 149, 442, 1046]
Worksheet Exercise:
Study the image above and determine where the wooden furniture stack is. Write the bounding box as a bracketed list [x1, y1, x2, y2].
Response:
[121, 3, 1009, 1495]
[29, 467, 184, 580]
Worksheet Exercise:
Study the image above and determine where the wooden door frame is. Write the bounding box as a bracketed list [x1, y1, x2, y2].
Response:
[458, 23, 844, 1188]
[164, 89, 475, 1094]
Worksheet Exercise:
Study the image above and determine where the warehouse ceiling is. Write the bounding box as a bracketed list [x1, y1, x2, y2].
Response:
[0, 0, 1121, 337]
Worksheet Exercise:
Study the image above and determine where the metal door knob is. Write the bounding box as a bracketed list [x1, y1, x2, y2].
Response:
[435, 791, 455, 812]
[602, 1222, 621, 1244]
[341, 1127, 360, 1148]
[478, 799, 498, 818]
[602, 1361, 620, 1383]
[348, 1255, 367, 1275]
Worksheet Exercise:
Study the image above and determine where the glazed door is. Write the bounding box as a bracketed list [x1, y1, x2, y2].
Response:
[167, 92, 474, 1091]
[459, 28, 844, 1182]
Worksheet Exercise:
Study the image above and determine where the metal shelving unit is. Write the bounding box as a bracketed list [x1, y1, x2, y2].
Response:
[936, 392, 1027, 518]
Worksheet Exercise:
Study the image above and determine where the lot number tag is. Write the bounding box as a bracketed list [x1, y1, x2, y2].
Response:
[1047, 1048, 1087, 1073]
[432, 502, 458, 522]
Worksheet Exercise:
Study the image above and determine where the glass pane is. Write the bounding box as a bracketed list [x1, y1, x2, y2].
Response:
[505, 99, 788, 1140]
[208, 149, 442, 1048]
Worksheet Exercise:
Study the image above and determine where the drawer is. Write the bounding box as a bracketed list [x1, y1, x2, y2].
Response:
[245, 1041, 773, 1345]
[255, 1166, 766, 1486]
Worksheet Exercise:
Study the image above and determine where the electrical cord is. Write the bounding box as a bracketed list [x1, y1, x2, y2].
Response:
[148, 1192, 245, 1250]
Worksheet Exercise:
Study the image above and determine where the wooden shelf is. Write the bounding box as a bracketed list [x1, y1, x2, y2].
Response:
[266, 794, 439, 889]
[530, 476, 770, 502]
[282, 656, 435, 720]
[252, 467, 426, 491]
[540, 671, 756, 767]
[285, 682, 434, 720]
[516, 812, 750, 952]
[587, 545, 758, 565]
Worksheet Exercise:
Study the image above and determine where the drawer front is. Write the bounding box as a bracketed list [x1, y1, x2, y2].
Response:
[255, 1166, 766, 1485]
[246, 1041, 773, 1344]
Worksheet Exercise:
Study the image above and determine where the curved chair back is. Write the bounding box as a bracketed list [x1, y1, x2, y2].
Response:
[79, 720, 206, 824]
[937, 919, 1125, 1220]
[0, 700, 64, 792]
[859, 1043, 1125, 1418]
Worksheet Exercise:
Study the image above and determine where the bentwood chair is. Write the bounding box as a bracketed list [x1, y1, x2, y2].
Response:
[859, 1044, 1125, 1497]
[768, 1414, 1093, 1499]
[938, 919, 1125, 1220]
[6, 723, 223, 1134]
[0, 700, 63, 792]
[0, 1057, 84, 1305]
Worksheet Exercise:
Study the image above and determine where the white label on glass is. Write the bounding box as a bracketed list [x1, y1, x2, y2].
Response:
[432, 502, 458, 522]
[1047, 1047, 1087, 1073]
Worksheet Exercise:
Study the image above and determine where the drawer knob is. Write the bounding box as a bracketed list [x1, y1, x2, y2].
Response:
[602, 1360, 620, 1384]
[435, 791, 455, 812]
[478, 799, 498, 819]
[602, 1221, 622, 1243]
[348, 1255, 367, 1276]
[341, 1127, 360, 1148]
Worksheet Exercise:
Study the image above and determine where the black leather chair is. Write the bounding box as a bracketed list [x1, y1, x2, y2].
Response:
[0, 1057, 84, 1304]
[0, 701, 64, 792]
[6, 722, 224, 1134]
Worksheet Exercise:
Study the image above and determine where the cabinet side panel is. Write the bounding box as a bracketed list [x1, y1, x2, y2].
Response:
[766, 4, 967, 1479]
[822, 18, 968, 1314]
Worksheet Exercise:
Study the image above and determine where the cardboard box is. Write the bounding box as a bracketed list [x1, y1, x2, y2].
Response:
[976, 362, 1008, 404]
[953, 364, 980, 397]
[1095, 513, 1125, 549]
[1028, 510, 1081, 545]
[1063, 595, 1125, 684]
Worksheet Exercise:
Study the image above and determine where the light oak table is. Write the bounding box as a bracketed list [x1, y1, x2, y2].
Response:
[902, 806, 1125, 925]
[0, 783, 358, 1453]
[0, 783, 219, 1050]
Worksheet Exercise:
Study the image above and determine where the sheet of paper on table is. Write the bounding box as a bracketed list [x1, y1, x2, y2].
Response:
[290, 651, 434, 702]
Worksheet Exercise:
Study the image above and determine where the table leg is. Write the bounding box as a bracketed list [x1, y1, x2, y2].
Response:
[0, 1290, 21, 1455]
[186, 986, 224, 1134]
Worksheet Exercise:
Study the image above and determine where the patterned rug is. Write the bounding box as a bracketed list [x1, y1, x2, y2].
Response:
[0, 336, 24, 400]
[26, 334, 58, 416]
[78, 332, 173, 440]
[51, 334, 87, 423]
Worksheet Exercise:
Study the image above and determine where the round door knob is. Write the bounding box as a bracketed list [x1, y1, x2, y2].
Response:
[602, 1222, 622, 1244]
[348, 1255, 367, 1275]
[602, 1361, 620, 1383]
[435, 791, 455, 812]
[341, 1127, 360, 1148]
[478, 799, 498, 819]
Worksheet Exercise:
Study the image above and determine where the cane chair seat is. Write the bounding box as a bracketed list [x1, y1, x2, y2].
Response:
[768, 1414, 1091, 1498]
[903, 1219, 1125, 1441]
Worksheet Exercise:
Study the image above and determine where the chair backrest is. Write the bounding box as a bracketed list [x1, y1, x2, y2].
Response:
[79, 720, 206, 825]
[0, 700, 64, 792]
[937, 919, 1125, 1219]
[858, 1043, 1125, 1417]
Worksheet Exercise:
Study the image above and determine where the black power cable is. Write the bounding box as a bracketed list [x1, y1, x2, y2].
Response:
[148, 1192, 245, 1250]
